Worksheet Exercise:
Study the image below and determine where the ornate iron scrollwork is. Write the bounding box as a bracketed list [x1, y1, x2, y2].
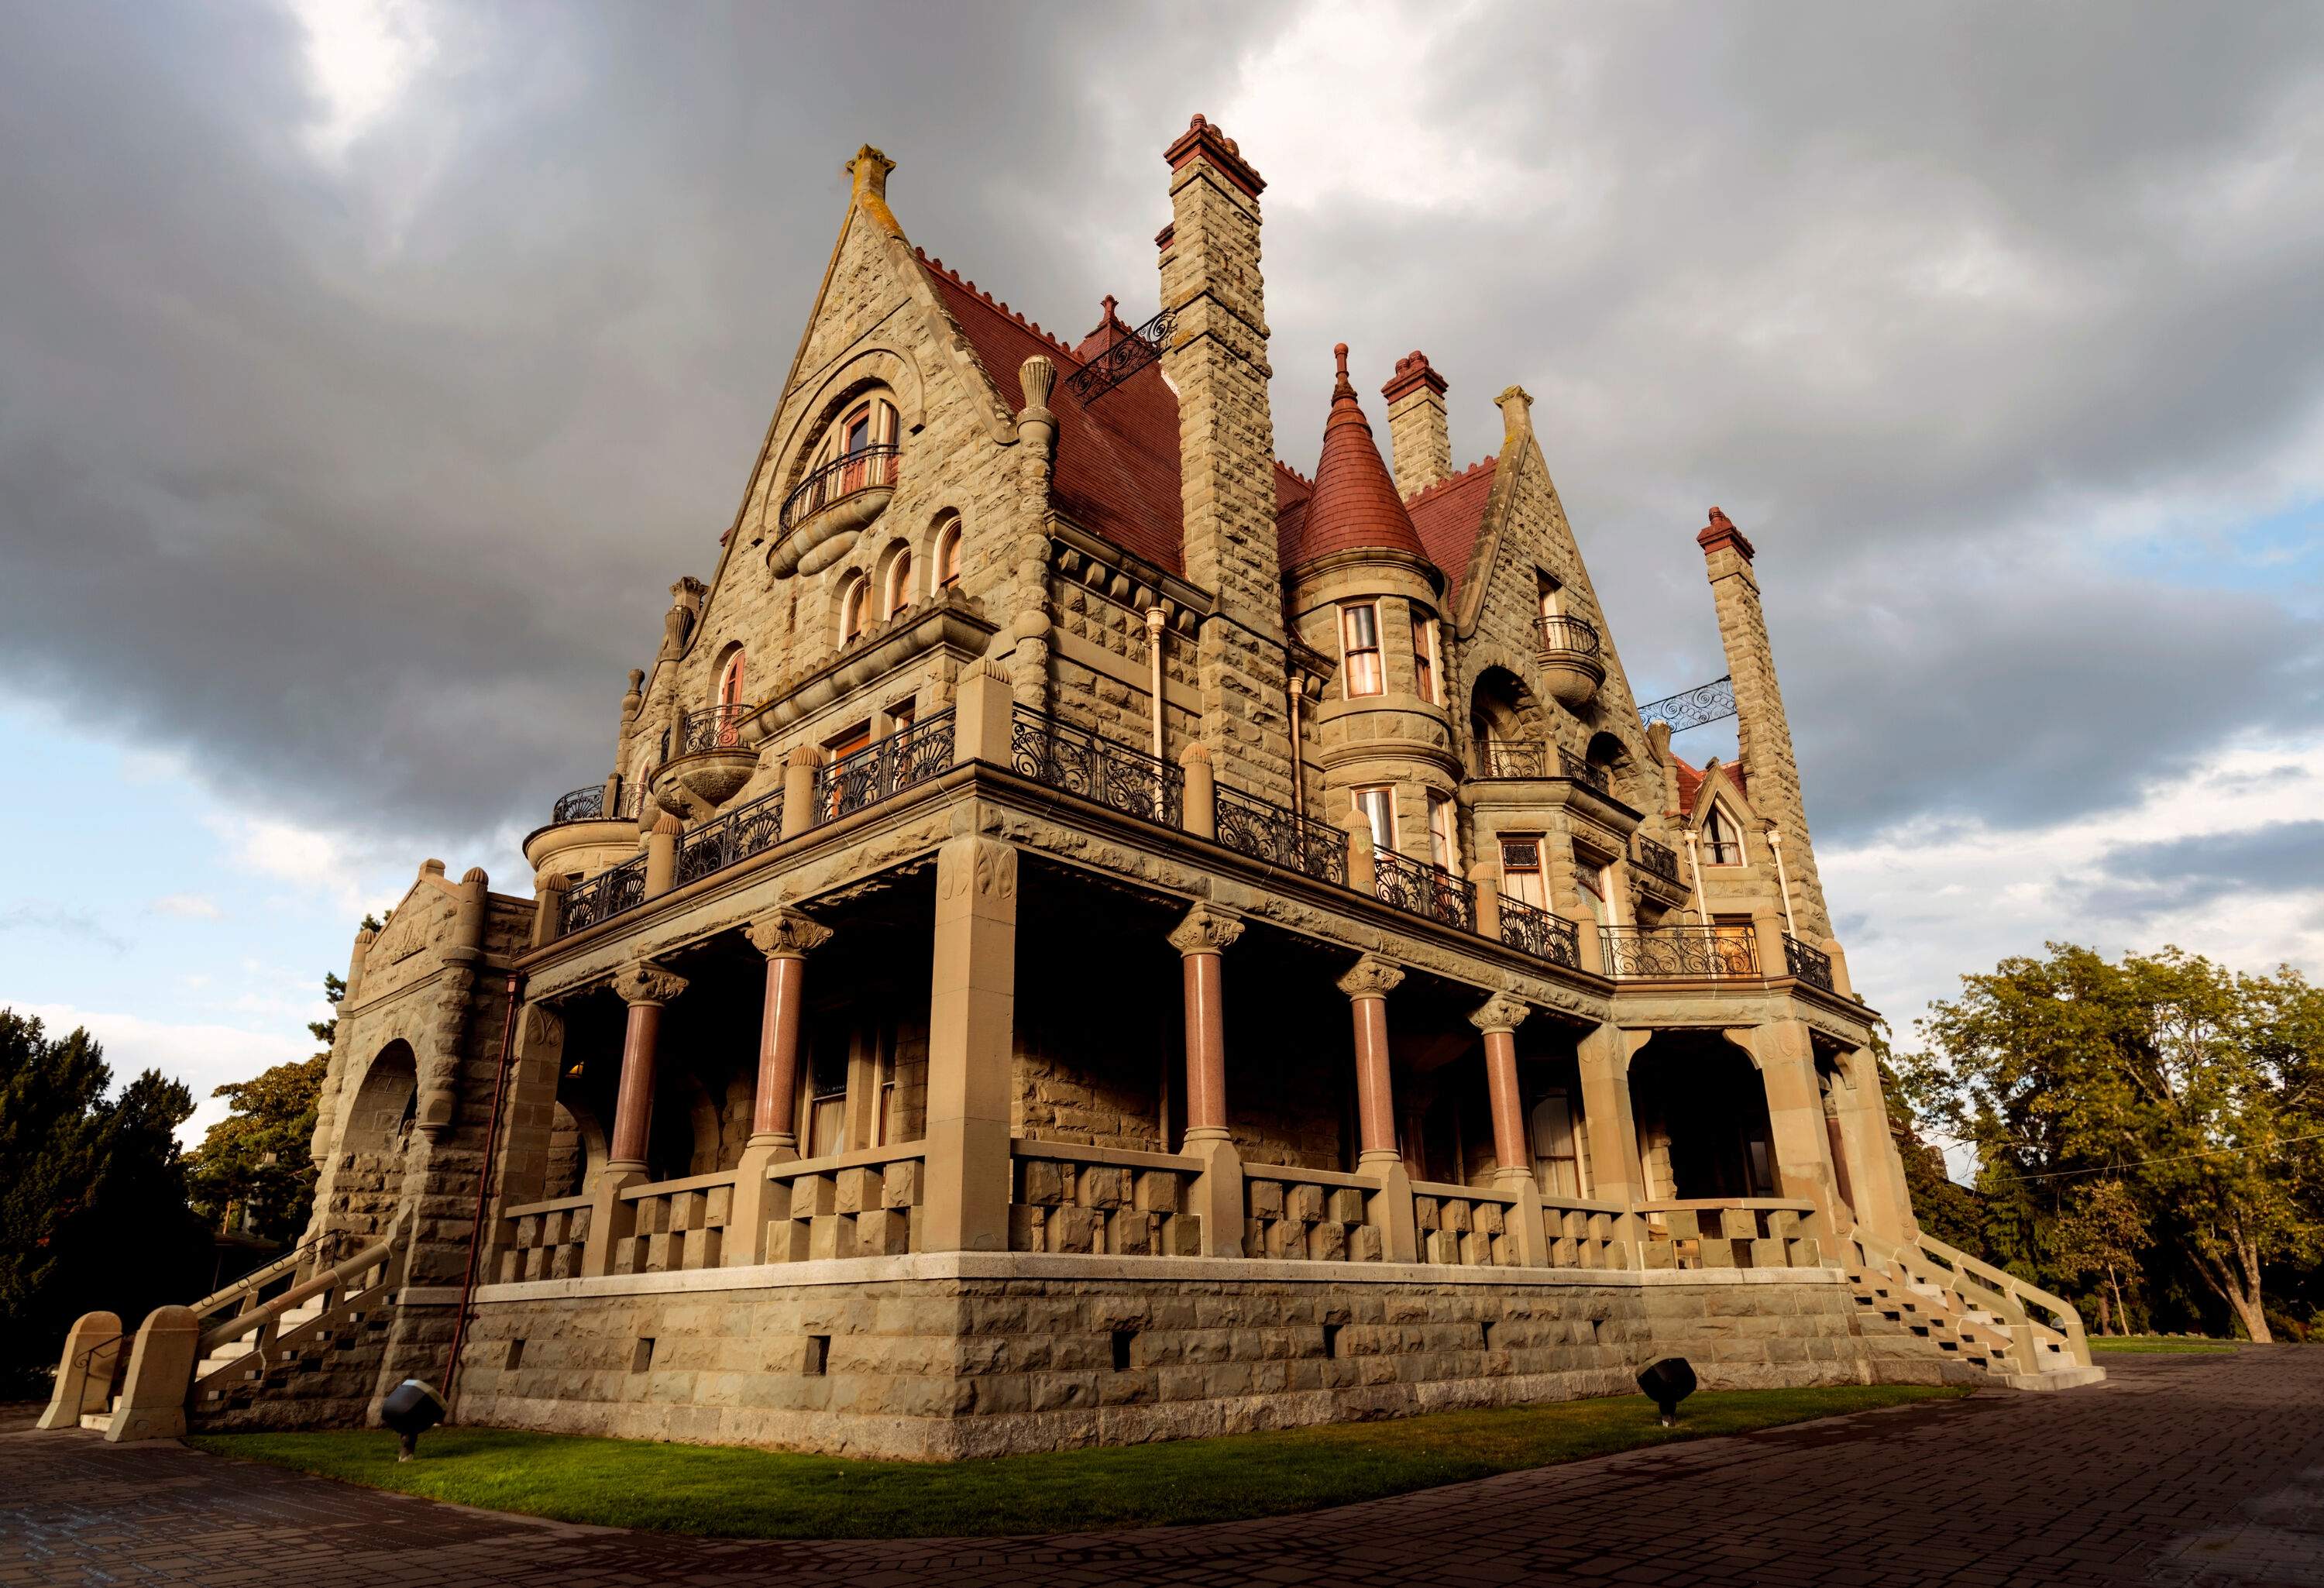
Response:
[1600, 925, 1758, 980]
[1064, 307, 1176, 405]
[1372, 847, 1476, 932]
[1009, 707, 1183, 828]
[779, 444, 900, 534]
[561, 856, 648, 935]
[1497, 895, 1579, 968]
[1635, 674, 1737, 736]
[1214, 785, 1347, 885]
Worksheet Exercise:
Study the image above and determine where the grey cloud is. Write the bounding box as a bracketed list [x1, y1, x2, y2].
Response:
[2073, 820, 2324, 917]
[2, 0, 2322, 871]
[0, 904, 131, 956]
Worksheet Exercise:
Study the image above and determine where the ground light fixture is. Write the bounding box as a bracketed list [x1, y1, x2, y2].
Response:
[1635, 1357, 1698, 1426]
[380, 1379, 446, 1461]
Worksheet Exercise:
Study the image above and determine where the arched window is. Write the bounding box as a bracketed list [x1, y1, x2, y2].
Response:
[934, 516, 962, 589]
[713, 650, 748, 746]
[882, 546, 913, 619]
[838, 575, 868, 645]
[816, 397, 900, 491]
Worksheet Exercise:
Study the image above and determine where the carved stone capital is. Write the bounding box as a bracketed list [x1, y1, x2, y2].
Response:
[521, 1002, 566, 1048]
[1469, 993, 1532, 1036]
[1167, 902, 1245, 957]
[1336, 954, 1404, 1001]
[744, 908, 834, 961]
[612, 959, 688, 1008]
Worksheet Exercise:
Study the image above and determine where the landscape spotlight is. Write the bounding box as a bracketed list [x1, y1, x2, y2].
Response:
[380, 1378, 446, 1461]
[1635, 1356, 1698, 1426]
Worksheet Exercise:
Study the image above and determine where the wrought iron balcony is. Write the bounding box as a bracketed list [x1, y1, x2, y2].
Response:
[778, 444, 901, 534]
[1215, 785, 1347, 886]
[1783, 933, 1834, 992]
[1480, 743, 1545, 779]
[1558, 747, 1611, 794]
[1533, 614, 1600, 657]
[1373, 847, 1476, 933]
[1499, 895, 1579, 968]
[548, 781, 645, 826]
[1010, 707, 1183, 829]
[813, 712, 955, 824]
[676, 703, 755, 756]
[1600, 924, 1758, 980]
[1633, 836, 1679, 885]
[561, 855, 647, 935]
[674, 786, 786, 888]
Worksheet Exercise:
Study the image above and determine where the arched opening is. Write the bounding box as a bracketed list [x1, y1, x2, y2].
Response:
[876, 539, 913, 620]
[1585, 730, 1626, 775]
[1628, 1032, 1777, 1201]
[1469, 666, 1542, 778]
[544, 1098, 608, 1201]
[334, 1040, 419, 1236]
[931, 512, 962, 591]
[837, 572, 869, 644]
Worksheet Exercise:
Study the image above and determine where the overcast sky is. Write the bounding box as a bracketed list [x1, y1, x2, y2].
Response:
[3, 1, 2320, 1141]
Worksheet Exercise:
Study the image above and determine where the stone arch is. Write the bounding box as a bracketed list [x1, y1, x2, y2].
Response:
[1627, 1031, 1776, 1201]
[545, 1093, 610, 1200]
[921, 507, 964, 596]
[332, 1040, 420, 1236]
[1468, 664, 1545, 775]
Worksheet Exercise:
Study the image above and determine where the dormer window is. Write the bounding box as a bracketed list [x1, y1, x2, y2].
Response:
[1702, 804, 1743, 866]
[1340, 602, 1384, 697]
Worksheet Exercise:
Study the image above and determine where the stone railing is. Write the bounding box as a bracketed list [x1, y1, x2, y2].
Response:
[1873, 1229, 2093, 1371]
[610, 1170, 738, 1275]
[1636, 1198, 1822, 1270]
[1539, 1198, 1636, 1270]
[1009, 1139, 1204, 1256]
[1243, 1162, 1380, 1262]
[498, 1193, 593, 1282]
[1411, 1180, 1525, 1267]
[763, 1144, 924, 1262]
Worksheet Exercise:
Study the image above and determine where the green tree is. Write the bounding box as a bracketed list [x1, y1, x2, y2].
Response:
[187, 970, 342, 1243]
[1904, 945, 2324, 1342]
[0, 1010, 209, 1393]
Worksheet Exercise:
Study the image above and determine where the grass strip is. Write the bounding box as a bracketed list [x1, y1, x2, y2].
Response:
[2090, 1335, 2236, 1354]
[191, 1383, 1958, 1538]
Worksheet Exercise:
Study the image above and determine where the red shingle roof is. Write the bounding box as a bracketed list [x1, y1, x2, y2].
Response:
[1673, 754, 1748, 816]
[1284, 345, 1432, 574]
[1404, 456, 1497, 607]
[917, 253, 1184, 573]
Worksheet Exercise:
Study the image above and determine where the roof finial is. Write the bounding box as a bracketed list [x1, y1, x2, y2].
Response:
[1331, 342, 1356, 401]
[1101, 294, 1119, 321]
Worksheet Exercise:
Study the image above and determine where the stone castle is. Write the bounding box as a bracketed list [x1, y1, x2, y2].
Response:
[49, 117, 2100, 1453]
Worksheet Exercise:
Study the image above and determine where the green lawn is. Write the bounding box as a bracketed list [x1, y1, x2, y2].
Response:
[190, 1383, 1959, 1538]
[2090, 1335, 2238, 1354]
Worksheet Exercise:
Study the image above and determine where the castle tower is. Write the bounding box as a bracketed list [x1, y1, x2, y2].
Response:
[1157, 115, 1294, 799]
[1288, 345, 1460, 868]
[1698, 507, 1831, 940]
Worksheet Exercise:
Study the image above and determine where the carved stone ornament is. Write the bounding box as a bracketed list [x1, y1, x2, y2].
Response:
[1467, 992, 1532, 1036]
[940, 837, 1018, 902]
[744, 908, 834, 961]
[1167, 902, 1245, 957]
[521, 1002, 566, 1048]
[612, 959, 688, 1008]
[1336, 954, 1405, 1001]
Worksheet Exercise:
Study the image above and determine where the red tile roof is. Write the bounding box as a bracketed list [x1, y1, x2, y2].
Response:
[1284, 345, 1432, 575]
[1673, 754, 1748, 816]
[1404, 456, 1497, 607]
[918, 253, 1184, 573]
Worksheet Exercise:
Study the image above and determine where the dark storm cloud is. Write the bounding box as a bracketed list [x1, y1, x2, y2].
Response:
[2074, 820, 2324, 916]
[2, 0, 2321, 868]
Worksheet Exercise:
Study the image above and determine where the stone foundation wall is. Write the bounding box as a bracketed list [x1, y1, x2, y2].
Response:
[446, 1256, 1899, 1460]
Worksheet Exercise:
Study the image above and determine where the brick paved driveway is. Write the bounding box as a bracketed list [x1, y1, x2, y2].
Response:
[6, 1350, 2321, 1587]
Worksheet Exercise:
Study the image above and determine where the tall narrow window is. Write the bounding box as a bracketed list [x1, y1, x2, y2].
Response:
[1530, 1091, 1582, 1198]
[1702, 805, 1741, 866]
[1353, 785, 1395, 853]
[838, 576, 868, 644]
[935, 516, 962, 589]
[716, 651, 747, 746]
[806, 1031, 850, 1158]
[1340, 602, 1384, 697]
[1428, 793, 1458, 873]
[882, 548, 913, 619]
[1575, 852, 1611, 927]
[1499, 838, 1545, 907]
[1538, 578, 1561, 620]
[1412, 613, 1443, 706]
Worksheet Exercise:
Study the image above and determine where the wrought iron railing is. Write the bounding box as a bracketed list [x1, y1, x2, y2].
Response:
[1009, 707, 1183, 829]
[1783, 933, 1834, 992]
[1215, 785, 1346, 885]
[562, 854, 648, 934]
[1600, 924, 1758, 980]
[1558, 747, 1611, 793]
[1499, 895, 1579, 968]
[1480, 743, 1545, 779]
[778, 443, 901, 533]
[675, 786, 786, 887]
[550, 782, 643, 827]
[1533, 614, 1601, 657]
[1633, 836, 1679, 885]
[813, 711, 955, 824]
[1637, 674, 1736, 735]
[676, 703, 755, 756]
[1064, 306, 1176, 404]
[1372, 847, 1476, 932]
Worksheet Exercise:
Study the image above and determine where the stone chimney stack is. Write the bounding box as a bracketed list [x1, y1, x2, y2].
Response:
[1157, 114, 1294, 799]
[1381, 351, 1450, 499]
[1698, 507, 1831, 940]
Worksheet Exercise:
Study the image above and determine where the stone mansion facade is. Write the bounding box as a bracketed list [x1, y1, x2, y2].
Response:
[52, 117, 2099, 1453]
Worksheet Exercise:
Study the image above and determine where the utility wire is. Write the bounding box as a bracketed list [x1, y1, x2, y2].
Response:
[2003, 1128, 2324, 1183]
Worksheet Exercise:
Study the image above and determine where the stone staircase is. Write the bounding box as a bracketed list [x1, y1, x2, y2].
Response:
[1844, 1228, 2106, 1392]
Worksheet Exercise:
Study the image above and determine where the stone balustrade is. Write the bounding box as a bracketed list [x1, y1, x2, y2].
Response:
[1009, 1139, 1204, 1256]
[500, 1193, 593, 1281]
[1243, 1163, 1380, 1262]
[1636, 1198, 1821, 1270]
[763, 1143, 924, 1262]
[612, 1170, 739, 1274]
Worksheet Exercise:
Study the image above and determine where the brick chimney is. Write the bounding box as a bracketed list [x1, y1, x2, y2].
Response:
[1381, 351, 1449, 499]
[1698, 507, 1830, 940]
[1157, 114, 1294, 799]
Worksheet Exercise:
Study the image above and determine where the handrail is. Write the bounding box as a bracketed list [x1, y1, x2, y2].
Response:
[779, 443, 900, 532]
[617, 1168, 741, 1201]
[1913, 1231, 2093, 1366]
[504, 1192, 594, 1219]
[1240, 1160, 1379, 1192]
[1533, 614, 1602, 658]
[1408, 1178, 1519, 1205]
[72, 1332, 126, 1373]
[197, 1222, 404, 1355]
[1011, 1137, 1203, 1174]
[187, 1232, 328, 1323]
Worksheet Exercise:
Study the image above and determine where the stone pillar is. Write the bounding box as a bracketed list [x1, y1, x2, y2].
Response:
[583, 960, 686, 1277]
[1576, 1024, 1646, 1210]
[727, 909, 834, 1265]
[102, 1305, 198, 1443]
[1168, 902, 1246, 1258]
[1381, 350, 1451, 499]
[481, 1000, 569, 1271]
[1179, 742, 1216, 841]
[778, 745, 822, 840]
[529, 871, 568, 949]
[642, 813, 682, 898]
[1470, 993, 1550, 1267]
[951, 656, 1016, 767]
[36, 1311, 122, 1430]
[1337, 954, 1417, 1261]
[1469, 861, 1501, 943]
[1833, 1045, 1914, 1242]
[1741, 1019, 1846, 1235]
[921, 833, 1018, 1253]
[1341, 806, 1376, 894]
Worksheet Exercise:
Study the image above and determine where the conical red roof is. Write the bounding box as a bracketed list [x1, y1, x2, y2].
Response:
[1291, 344, 1432, 572]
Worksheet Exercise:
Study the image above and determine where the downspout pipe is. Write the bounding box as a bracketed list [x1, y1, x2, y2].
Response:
[443, 968, 523, 1421]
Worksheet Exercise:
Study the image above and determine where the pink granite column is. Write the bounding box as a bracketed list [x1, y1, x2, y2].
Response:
[743, 909, 834, 1153]
[1167, 905, 1245, 1148]
[1337, 956, 1406, 1170]
[606, 960, 687, 1174]
[1470, 995, 1534, 1184]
